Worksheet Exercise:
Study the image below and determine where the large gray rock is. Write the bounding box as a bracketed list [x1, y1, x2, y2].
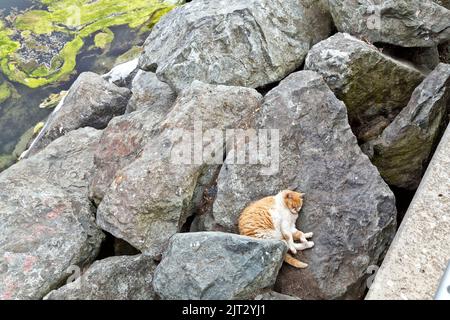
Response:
[126, 70, 176, 113]
[25, 72, 131, 157]
[328, 0, 450, 48]
[139, 0, 332, 92]
[89, 108, 169, 205]
[153, 232, 286, 300]
[89, 72, 177, 205]
[96, 81, 262, 256]
[0, 128, 104, 300]
[203, 71, 397, 299]
[44, 255, 157, 300]
[363, 63, 450, 190]
[305, 33, 425, 142]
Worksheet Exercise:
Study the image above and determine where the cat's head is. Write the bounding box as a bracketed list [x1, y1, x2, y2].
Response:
[281, 190, 304, 214]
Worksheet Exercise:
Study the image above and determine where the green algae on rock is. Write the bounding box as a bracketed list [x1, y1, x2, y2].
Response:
[115, 45, 143, 65]
[0, 153, 16, 171]
[39, 90, 67, 109]
[0, 80, 19, 104]
[0, 0, 183, 88]
[94, 28, 114, 49]
[0, 81, 12, 103]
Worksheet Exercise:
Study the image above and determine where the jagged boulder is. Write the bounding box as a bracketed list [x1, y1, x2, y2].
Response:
[328, 0, 450, 48]
[89, 107, 169, 205]
[96, 81, 262, 256]
[305, 33, 425, 142]
[44, 255, 157, 300]
[126, 70, 176, 113]
[153, 232, 286, 300]
[0, 128, 104, 300]
[25, 72, 131, 157]
[363, 63, 450, 190]
[139, 0, 332, 92]
[202, 71, 397, 299]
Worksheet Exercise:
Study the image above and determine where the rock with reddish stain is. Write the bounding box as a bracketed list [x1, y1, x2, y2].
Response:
[89, 104, 172, 205]
[0, 128, 105, 299]
[96, 81, 262, 257]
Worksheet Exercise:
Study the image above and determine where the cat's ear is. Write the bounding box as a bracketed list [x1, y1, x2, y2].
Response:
[284, 191, 292, 199]
[299, 192, 305, 197]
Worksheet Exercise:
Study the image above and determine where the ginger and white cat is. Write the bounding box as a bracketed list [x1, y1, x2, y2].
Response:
[238, 190, 314, 268]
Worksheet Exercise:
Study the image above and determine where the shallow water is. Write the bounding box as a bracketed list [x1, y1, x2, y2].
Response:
[0, 0, 37, 13]
[0, 1, 151, 168]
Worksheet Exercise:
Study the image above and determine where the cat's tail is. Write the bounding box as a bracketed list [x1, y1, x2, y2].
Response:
[284, 253, 308, 269]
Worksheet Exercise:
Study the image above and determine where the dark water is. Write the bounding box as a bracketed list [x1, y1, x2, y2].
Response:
[0, 3, 148, 162]
[0, 0, 37, 13]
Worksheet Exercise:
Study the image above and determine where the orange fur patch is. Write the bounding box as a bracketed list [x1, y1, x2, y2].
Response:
[283, 190, 303, 213]
[238, 196, 275, 238]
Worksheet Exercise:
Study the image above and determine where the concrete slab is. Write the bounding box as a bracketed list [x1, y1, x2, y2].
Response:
[366, 124, 450, 300]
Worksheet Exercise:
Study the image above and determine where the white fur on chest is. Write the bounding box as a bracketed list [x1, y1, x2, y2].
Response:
[269, 193, 298, 239]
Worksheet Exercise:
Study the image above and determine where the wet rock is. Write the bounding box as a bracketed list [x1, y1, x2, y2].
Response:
[305, 33, 425, 142]
[103, 58, 139, 88]
[96, 81, 262, 256]
[139, 0, 332, 92]
[125, 70, 176, 113]
[204, 71, 397, 299]
[153, 232, 286, 300]
[363, 63, 450, 190]
[44, 255, 156, 300]
[328, 0, 450, 48]
[25, 72, 131, 157]
[0, 128, 105, 299]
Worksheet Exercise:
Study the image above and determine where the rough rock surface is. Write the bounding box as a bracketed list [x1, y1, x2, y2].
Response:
[89, 107, 170, 205]
[203, 71, 397, 299]
[363, 63, 450, 190]
[328, 0, 450, 48]
[96, 81, 262, 256]
[153, 232, 286, 300]
[44, 255, 157, 300]
[305, 33, 425, 142]
[126, 70, 176, 113]
[0, 128, 104, 300]
[139, 0, 332, 92]
[25, 72, 131, 157]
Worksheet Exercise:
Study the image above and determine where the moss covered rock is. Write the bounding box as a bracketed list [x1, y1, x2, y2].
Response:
[363, 63, 450, 190]
[305, 33, 426, 142]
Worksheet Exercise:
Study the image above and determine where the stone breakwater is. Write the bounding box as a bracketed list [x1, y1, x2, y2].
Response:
[0, 0, 449, 300]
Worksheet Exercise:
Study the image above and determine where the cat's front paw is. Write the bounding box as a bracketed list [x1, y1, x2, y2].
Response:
[289, 247, 297, 255]
[304, 232, 314, 239]
[306, 241, 314, 249]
